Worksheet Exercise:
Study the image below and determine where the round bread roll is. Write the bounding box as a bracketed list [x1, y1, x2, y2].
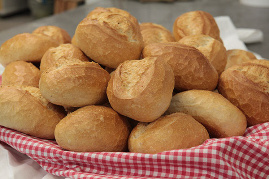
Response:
[166, 90, 247, 138]
[173, 11, 220, 42]
[140, 22, 175, 46]
[142, 42, 218, 91]
[107, 57, 174, 122]
[74, 11, 143, 68]
[225, 49, 257, 70]
[128, 112, 209, 154]
[178, 35, 227, 75]
[32, 25, 71, 45]
[2, 61, 40, 87]
[218, 59, 269, 126]
[39, 61, 110, 107]
[0, 86, 65, 139]
[40, 43, 89, 73]
[55, 105, 131, 152]
[0, 33, 59, 66]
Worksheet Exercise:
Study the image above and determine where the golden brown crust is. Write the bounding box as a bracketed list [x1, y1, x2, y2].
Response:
[173, 11, 220, 41]
[0, 33, 59, 66]
[218, 59, 269, 126]
[40, 43, 89, 73]
[39, 62, 110, 107]
[166, 90, 247, 138]
[140, 22, 175, 46]
[87, 7, 139, 26]
[128, 112, 209, 154]
[55, 105, 131, 152]
[75, 11, 143, 68]
[178, 35, 227, 75]
[71, 35, 78, 46]
[0, 86, 65, 139]
[107, 57, 174, 122]
[142, 42, 218, 91]
[225, 49, 257, 70]
[32, 25, 71, 44]
[2, 61, 40, 87]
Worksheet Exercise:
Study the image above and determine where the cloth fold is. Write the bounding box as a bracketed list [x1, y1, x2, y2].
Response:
[236, 28, 264, 44]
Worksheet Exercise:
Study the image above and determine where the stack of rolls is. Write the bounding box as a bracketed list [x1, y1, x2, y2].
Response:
[0, 7, 268, 154]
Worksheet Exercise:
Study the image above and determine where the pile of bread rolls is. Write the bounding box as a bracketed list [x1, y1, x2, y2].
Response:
[0, 8, 268, 154]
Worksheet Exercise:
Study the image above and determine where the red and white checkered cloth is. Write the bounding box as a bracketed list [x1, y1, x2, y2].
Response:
[0, 122, 268, 179]
[0, 76, 269, 178]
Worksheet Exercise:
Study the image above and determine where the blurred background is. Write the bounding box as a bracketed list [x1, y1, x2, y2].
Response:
[0, 0, 91, 31]
[0, 0, 269, 58]
[1, 0, 269, 30]
[0, 0, 268, 31]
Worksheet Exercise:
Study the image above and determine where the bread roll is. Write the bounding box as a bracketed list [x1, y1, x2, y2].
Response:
[107, 57, 174, 122]
[0, 86, 65, 139]
[140, 22, 175, 46]
[128, 112, 209, 154]
[225, 49, 257, 70]
[32, 25, 71, 44]
[2, 61, 40, 87]
[142, 42, 218, 91]
[87, 7, 138, 26]
[218, 59, 269, 126]
[166, 90, 247, 138]
[55, 105, 131, 152]
[178, 35, 227, 75]
[40, 61, 110, 107]
[40, 43, 89, 73]
[71, 35, 78, 46]
[74, 10, 143, 68]
[173, 11, 220, 41]
[0, 33, 59, 66]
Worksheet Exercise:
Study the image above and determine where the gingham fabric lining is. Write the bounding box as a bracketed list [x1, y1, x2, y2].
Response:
[0, 122, 268, 179]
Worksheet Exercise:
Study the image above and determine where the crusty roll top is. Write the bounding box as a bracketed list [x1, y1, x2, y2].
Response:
[2, 61, 40, 87]
[166, 90, 247, 138]
[0, 86, 65, 139]
[173, 11, 220, 41]
[140, 22, 175, 46]
[107, 57, 174, 122]
[75, 9, 143, 68]
[128, 112, 209, 154]
[112, 58, 156, 99]
[55, 105, 131, 152]
[87, 7, 139, 26]
[0, 33, 59, 66]
[178, 34, 227, 75]
[218, 60, 269, 126]
[143, 42, 218, 91]
[40, 43, 89, 73]
[40, 61, 110, 107]
[32, 25, 71, 44]
[225, 49, 257, 70]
